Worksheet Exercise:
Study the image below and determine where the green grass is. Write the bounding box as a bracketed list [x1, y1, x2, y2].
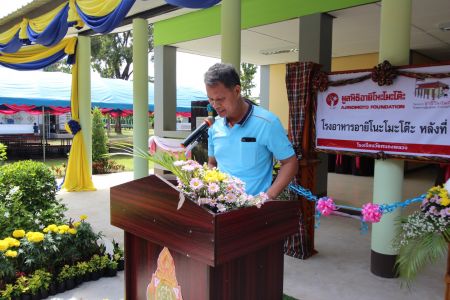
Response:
[283, 295, 298, 300]
[110, 154, 154, 172]
[6, 155, 154, 173]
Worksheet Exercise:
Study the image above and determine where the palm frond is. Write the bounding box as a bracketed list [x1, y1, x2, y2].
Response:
[396, 231, 447, 285]
[109, 142, 190, 184]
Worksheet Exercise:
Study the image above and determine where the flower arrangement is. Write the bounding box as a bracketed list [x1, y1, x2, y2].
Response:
[173, 160, 267, 212]
[112, 145, 268, 213]
[393, 180, 450, 282]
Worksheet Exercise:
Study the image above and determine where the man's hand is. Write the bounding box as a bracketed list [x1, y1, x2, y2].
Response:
[266, 155, 298, 200]
[208, 156, 217, 169]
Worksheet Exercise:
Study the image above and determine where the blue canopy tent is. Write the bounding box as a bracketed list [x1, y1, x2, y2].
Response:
[0, 69, 207, 113]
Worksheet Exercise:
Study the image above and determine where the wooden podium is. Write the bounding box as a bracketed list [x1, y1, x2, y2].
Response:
[111, 175, 301, 300]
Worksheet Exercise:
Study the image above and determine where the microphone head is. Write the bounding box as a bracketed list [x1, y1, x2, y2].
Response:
[204, 116, 214, 127]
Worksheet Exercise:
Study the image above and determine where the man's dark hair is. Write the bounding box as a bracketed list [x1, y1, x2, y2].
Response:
[204, 63, 241, 89]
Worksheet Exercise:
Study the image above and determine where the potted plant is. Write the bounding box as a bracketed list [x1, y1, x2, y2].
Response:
[75, 261, 90, 284]
[0, 283, 20, 300]
[56, 265, 77, 292]
[112, 240, 124, 271]
[87, 255, 101, 281]
[27, 273, 43, 300]
[104, 259, 118, 277]
[15, 276, 31, 300]
[31, 269, 51, 299]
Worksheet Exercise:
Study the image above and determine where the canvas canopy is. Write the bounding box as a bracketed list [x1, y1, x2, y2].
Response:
[0, 68, 207, 115]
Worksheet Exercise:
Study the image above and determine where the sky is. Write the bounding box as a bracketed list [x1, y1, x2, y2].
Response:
[0, 1, 260, 96]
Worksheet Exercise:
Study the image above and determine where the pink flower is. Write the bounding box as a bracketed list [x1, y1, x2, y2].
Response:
[208, 183, 220, 194]
[316, 197, 336, 216]
[361, 203, 382, 223]
[189, 178, 203, 190]
[182, 164, 196, 172]
[225, 193, 236, 203]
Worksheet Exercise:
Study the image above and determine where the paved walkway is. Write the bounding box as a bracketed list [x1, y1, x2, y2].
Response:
[48, 168, 444, 300]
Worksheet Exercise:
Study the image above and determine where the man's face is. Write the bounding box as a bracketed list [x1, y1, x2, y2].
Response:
[206, 82, 241, 119]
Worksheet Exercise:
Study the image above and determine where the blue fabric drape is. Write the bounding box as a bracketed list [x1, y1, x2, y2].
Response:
[0, 32, 22, 53]
[0, 50, 74, 71]
[75, 0, 136, 34]
[165, 0, 220, 8]
[26, 4, 70, 47]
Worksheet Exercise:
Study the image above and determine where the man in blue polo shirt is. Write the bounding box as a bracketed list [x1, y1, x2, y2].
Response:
[205, 63, 298, 199]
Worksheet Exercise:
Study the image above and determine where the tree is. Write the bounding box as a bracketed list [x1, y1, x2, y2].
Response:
[92, 107, 108, 164]
[91, 24, 154, 80]
[240, 63, 257, 98]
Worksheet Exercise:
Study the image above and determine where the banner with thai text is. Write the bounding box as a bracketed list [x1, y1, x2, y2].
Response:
[316, 64, 450, 159]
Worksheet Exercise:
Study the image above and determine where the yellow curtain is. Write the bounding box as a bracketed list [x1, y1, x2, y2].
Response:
[68, 0, 121, 26]
[28, 3, 68, 33]
[62, 57, 96, 192]
[0, 24, 20, 44]
[75, 0, 122, 16]
[0, 37, 76, 64]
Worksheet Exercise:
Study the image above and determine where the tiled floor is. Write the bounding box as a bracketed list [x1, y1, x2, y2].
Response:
[52, 164, 444, 299]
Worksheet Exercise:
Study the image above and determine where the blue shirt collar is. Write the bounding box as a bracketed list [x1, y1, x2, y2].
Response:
[224, 99, 254, 127]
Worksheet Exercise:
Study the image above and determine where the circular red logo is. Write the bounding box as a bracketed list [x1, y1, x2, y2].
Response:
[326, 93, 339, 108]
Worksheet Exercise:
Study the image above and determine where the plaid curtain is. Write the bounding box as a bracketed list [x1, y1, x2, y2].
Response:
[284, 62, 321, 259]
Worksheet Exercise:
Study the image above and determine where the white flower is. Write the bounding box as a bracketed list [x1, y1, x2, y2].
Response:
[4, 211, 9, 218]
[173, 160, 186, 167]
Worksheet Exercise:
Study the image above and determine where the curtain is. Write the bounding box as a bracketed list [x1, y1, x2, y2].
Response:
[0, 37, 76, 70]
[284, 62, 321, 260]
[0, 0, 135, 54]
[74, 0, 135, 34]
[62, 60, 96, 191]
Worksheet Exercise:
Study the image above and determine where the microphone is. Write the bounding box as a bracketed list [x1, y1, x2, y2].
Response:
[181, 116, 214, 148]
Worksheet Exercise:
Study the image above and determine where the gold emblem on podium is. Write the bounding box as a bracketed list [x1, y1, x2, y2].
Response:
[147, 247, 183, 300]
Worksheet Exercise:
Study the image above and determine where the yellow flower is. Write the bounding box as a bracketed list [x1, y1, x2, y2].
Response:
[441, 196, 450, 206]
[12, 229, 25, 238]
[0, 240, 9, 251]
[43, 228, 49, 233]
[4, 237, 20, 248]
[73, 221, 81, 228]
[47, 224, 58, 233]
[68, 228, 77, 235]
[80, 214, 88, 221]
[5, 250, 17, 258]
[203, 170, 221, 182]
[26, 232, 44, 243]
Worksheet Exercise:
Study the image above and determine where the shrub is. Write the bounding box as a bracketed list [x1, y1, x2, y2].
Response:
[0, 161, 66, 237]
[92, 159, 125, 174]
[0, 160, 57, 210]
[0, 143, 7, 163]
[92, 107, 109, 164]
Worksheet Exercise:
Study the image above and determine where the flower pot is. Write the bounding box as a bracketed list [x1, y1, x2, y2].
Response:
[56, 281, 66, 294]
[48, 283, 57, 296]
[90, 271, 101, 281]
[75, 275, 83, 286]
[82, 273, 90, 282]
[31, 293, 41, 300]
[21, 294, 32, 300]
[39, 289, 48, 299]
[117, 259, 125, 271]
[105, 268, 117, 277]
[65, 278, 75, 290]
